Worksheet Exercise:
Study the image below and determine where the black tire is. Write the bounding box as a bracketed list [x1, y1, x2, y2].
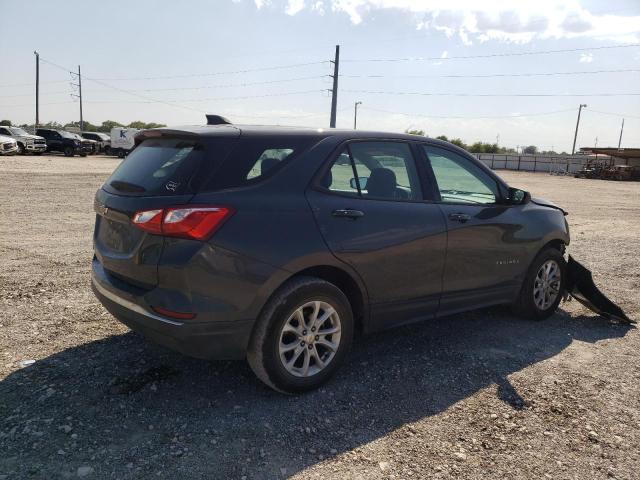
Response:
[513, 246, 566, 320]
[80, 152, 87, 157]
[17, 143, 25, 155]
[247, 276, 354, 394]
[63, 146, 74, 157]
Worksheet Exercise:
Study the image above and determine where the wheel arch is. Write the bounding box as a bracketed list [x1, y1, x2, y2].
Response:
[257, 263, 369, 337]
[540, 238, 567, 255]
[289, 265, 367, 334]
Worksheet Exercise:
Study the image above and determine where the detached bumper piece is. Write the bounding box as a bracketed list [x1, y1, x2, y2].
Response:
[566, 255, 634, 324]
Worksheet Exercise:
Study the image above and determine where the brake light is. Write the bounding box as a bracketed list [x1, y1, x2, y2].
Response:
[131, 209, 163, 234]
[132, 206, 233, 240]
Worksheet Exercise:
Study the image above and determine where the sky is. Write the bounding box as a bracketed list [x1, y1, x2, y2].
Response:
[1, 0, 639, 152]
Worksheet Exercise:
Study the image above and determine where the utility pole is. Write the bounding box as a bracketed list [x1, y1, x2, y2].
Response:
[329, 45, 340, 128]
[34, 51, 39, 130]
[353, 101, 362, 129]
[71, 65, 84, 131]
[571, 103, 587, 155]
[618, 118, 625, 149]
[496, 133, 500, 145]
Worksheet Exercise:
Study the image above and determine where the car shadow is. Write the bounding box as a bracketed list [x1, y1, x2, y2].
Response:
[0, 308, 632, 479]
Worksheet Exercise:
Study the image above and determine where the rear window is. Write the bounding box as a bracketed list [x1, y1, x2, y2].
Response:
[203, 136, 315, 191]
[105, 138, 204, 196]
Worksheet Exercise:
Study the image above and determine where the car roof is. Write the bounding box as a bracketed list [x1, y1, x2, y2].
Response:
[144, 124, 455, 147]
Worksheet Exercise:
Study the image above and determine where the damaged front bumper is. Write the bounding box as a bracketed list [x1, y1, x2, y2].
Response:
[565, 255, 634, 324]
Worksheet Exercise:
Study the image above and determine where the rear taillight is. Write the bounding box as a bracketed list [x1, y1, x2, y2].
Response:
[132, 206, 233, 240]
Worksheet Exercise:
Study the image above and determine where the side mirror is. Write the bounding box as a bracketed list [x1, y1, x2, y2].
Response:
[507, 187, 531, 205]
[349, 177, 368, 190]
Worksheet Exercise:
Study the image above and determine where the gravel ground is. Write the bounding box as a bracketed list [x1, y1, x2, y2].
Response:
[0, 154, 639, 480]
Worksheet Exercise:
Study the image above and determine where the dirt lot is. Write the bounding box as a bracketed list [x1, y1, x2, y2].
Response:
[1, 154, 639, 480]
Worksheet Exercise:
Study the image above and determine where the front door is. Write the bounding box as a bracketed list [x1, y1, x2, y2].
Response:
[306, 140, 447, 330]
[421, 144, 527, 314]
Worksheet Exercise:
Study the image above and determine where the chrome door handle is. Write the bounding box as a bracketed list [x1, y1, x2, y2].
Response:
[448, 212, 471, 223]
[332, 209, 365, 219]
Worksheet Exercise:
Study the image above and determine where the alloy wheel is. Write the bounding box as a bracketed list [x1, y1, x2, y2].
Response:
[278, 300, 342, 377]
[533, 259, 561, 310]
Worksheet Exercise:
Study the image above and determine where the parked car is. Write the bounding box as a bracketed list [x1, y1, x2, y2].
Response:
[0, 126, 47, 155]
[92, 120, 574, 393]
[109, 127, 139, 157]
[0, 134, 19, 155]
[82, 132, 111, 154]
[73, 133, 98, 155]
[36, 128, 88, 157]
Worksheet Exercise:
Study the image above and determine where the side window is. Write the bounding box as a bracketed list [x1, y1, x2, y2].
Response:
[246, 148, 294, 180]
[322, 142, 423, 201]
[423, 146, 498, 205]
[0, 128, 10, 136]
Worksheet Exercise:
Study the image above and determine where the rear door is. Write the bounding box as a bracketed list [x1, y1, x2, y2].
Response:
[420, 144, 527, 313]
[306, 140, 447, 330]
[94, 135, 236, 288]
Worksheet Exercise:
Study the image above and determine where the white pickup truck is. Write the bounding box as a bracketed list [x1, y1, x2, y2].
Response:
[0, 126, 47, 155]
[110, 128, 140, 158]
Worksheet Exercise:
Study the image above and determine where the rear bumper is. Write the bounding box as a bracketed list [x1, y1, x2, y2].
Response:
[91, 260, 253, 360]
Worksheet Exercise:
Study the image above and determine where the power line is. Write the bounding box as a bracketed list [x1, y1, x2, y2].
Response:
[588, 109, 640, 120]
[0, 80, 69, 88]
[135, 75, 328, 92]
[39, 57, 206, 113]
[342, 43, 640, 63]
[90, 61, 329, 81]
[0, 91, 71, 98]
[345, 89, 640, 97]
[340, 68, 640, 80]
[360, 106, 578, 119]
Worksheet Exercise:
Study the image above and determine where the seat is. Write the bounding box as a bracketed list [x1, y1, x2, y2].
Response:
[260, 157, 280, 175]
[366, 168, 397, 198]
[320, 170, 333, 189]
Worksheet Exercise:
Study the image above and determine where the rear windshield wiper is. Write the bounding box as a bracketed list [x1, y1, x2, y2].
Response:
[109, 180, 146, 193]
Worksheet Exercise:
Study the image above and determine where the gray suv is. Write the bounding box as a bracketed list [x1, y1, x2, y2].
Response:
[91, 120, 572, 393]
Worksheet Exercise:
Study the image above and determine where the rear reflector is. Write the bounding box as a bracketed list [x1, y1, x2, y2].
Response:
[150, 306, 196, 320]
[132, 205, 233, 240]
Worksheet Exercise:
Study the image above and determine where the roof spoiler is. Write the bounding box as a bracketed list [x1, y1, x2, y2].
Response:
[206, 114, 232, 125]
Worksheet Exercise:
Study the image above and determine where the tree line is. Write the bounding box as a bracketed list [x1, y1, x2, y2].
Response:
[405, 129, 563, 155]
[0, 119, 166, 132]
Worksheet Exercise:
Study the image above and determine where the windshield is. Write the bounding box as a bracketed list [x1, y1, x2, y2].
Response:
[9, 127, 29, 136]
[59, 131, 76, 139]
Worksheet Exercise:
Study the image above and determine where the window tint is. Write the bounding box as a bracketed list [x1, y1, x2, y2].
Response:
[322, 142, 422, 201]
[204, 137, 314, 191]
[246, 148, 294, 180]
[0, 128, 10, 136]
[105, 138, 203, 196]
[423, 145, 498, 204]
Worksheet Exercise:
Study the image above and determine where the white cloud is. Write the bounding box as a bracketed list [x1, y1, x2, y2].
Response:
[579, 52, 593, 63]
[247, 0, 640, 44]
[286, 0, 305, 15]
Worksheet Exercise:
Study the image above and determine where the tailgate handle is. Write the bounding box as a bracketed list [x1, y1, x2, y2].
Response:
[332, 209, 365, 219]
[448, 212, 471, 223]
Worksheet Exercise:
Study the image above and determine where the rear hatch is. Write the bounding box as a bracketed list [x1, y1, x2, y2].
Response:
[94, 131, 238, 289]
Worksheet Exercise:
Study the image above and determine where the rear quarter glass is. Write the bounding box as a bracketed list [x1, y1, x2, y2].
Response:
[202, 136, 317, 191]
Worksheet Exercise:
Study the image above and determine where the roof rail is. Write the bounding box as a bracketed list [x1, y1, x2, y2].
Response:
[205, 114, 232, 126]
